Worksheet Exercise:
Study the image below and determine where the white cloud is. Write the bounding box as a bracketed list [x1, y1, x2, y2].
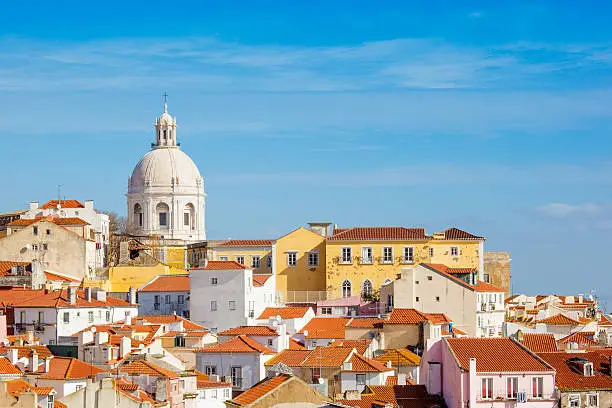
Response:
[536, 203, 608, 218]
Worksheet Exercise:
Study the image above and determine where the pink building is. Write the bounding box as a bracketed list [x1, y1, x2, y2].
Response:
[421, 337, 556, 408]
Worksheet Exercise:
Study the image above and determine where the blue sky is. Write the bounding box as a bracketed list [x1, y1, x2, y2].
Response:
[1, 1, 612, 304]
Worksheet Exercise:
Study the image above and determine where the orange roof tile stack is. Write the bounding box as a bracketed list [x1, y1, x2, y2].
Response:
[537, 314, 582, 325]
[119, 360, 179, 379]
[327, 227, 429, 241]
[346, 318, 383, 328]
[300, 347, 354, 368]
[218, 326, 279, 336]
[139, 275, 190, 292]
[14, 289, 132, 308]
[328, 339, 372, 355]
[558, 332, 598, 346]
[0, 357, 22, 375]
[6, 379, 54, 397]
[445, 338, 553, 372]
[0, 261, 30, 278]
[374, 349, 421, 367]
[9, 217, 89, 226]
[40, 199, 85, 209]
[199, 335, 276, 355]
[257, 306, 312, 320]
[252, 275, 271, 287]
[289, 338, 306, 350]
[298, 317, 349, 339]
[264, 349, 312, 367]
[442, 227, 485, 240]
[0, 345, 53, 358]
[344, 353, 391, 372]
[519, 333, 559, 353]
[38, 357, 107, 379]
[131, 315, 205, 330]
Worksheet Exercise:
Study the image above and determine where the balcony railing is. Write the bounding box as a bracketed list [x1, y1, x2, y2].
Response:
[285, 291, 328, 303]
[477, 390, 555, 402]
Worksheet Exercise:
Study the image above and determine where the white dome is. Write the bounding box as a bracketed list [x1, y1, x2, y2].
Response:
[128, 147, 203, 194]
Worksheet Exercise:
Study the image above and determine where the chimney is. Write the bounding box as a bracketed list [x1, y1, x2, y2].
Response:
[120, 337, 131, 358]
[95, 331, 109, 345]
[386, 361, 392, 368]
[43, 357, 51, 373]
[7, 348, 18, 364]
[578, 294, 584, 304]
[29, 201, 39, 211]
[398, 373, 407, 386]
[85, 287, 92, 302]
[342, 361, 353, 371]
[94, 289, 106, 302]
[125, 313, 132, 326]
[209, 374, 219, 383]
[67, 287, 76, 305]
[129, 287, 137, 305]
[29, 351, 38, 372]
[344, 390, 361, 400]
[25, 331, 34, 345]
[84, 200, 94, 210]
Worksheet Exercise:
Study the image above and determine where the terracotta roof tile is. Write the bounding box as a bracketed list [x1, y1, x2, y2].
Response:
[6, 380, 54, 397]
[346, 318, 383, 328]
[519, 333, 559, 353]
[0, 346, 53, 359]
[191, 260, 248, 270]
[344, 353, 391, 372]
[197, 379, 232, 388]
[385, 309, 431, 325]
[252, 275, 271, 287]
[39, 357, 106, 379]
[231, 374, 292, 405]
[0, 288, 46, 307]
[446, 338, 553, 372]
[199, 335, 275, 355]
[14, 289, 132, 308]
[298, 317, 349, 339]
[421, 264, 504, 292]
[130, 315, 205, 330]
[538, 314, 582, 325]
[218, 239, 274, 247]
[257, 306, 312, 320]
[374, 349, 421, 367]
[9, 216, 89, 226]
[327, 227, 429, 241]
[43, 271, 81, 283]
[40, 200, 84, 209]
[289, 338, 306, 350]
[0, 357, 22, 375]
[442, 228, 485, 240]
[538, 351, 612, 391]
[264, 349, 311, 367]
[329, 339, 372, 355]
[119, 360, 179, 379]
[558, 332, 598, 346]
[0, 261, 30, 278]
[300, 346, 354, 368]
[599, 314, 612, 326]
[139, 275, 189, 292]
[218, 326, 278, 337]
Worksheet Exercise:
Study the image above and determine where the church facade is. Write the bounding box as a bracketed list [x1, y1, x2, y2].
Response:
[126, 103, 206, 243]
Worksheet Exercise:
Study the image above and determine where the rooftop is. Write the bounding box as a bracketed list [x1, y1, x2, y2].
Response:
[199, 335, 276, 355]
[519, 333, 559, 353]
[257, 306, 312, 320]
[139, 274, 190, 292]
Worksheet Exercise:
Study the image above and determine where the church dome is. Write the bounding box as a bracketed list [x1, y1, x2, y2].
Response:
[128, 148, 203, 194]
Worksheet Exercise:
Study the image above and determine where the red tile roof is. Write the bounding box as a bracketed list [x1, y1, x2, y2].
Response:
[329, 339, 372, 355]
[538, 351, 612, 391]
[257, 306, 312, 320]
[374, 349, 421, 367]
[139, 275, 189, 292]
[252, 275, 271, 287]
[599, 314, 612, 326]
[538, 314, 582, 325]
[231, 374, 292, 406]
[0, 357, 22, 375]
[40, 200, 84, 209]
[421, 264, 505, 292]
[0, 346, 53, 359]
[0, 288, 46, 307]
[385, 309, 446, 325]
[6, 379, 54, 397]
[38, 357, 106, 379]
[192, 260, 248, 270]
[289, 338, 306, 350]
[0, 261, 30, 278]
[298, 317, 349, 339]
[301, 346, 354, 367]
[44, 271, 81, 283]
[344, 353, 391, 373]
[327, 227, 429, 241]
[14, 289, 132, 308]
[346, 318, 383, 328]
[519, 333, 559, 353]
[218, 239, 274, 247]
[119, 360, 179, 379]
[442, 228, 485, 240]
[199, 335, 275, 355]
[130, 315, 205, 330]
[9, 216, 89, 226]
[445, 338, 553, 372]
[443, 267, 478, 274]
[218, 326, 278, 337]
[264, 349, 312, 367]
[558, 332, 597, 346]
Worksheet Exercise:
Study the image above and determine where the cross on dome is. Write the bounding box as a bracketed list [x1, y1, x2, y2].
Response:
[154, 96, 177, 148]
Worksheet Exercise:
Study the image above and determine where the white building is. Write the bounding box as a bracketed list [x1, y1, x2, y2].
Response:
[189, 261, 276, 333]
[127, 102, 206, 242]
[379, 263, 505, 337]
[138, 274, 190, 318]
[255, 306, 315, 336]
[12, 287, 138, 345]
[23, 199, 110, 269]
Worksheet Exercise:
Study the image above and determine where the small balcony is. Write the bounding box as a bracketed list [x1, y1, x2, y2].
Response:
[477, 390, 555, 402]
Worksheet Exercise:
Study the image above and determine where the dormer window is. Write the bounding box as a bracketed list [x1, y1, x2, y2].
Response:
[585, 362, 594, 376]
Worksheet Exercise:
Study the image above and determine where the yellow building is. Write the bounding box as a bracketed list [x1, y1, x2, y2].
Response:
[325, 226, 484, 299]
[82, 263, 186, 294]
[210, 239, 274, 274]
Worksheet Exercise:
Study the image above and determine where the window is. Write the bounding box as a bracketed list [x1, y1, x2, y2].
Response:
[88, 311, 94, 323]
[159, 212, 168, 227]
[307, 251, 319, 267]
[402, 246, 414, 263]
[483, 273, 490, 283]
[229, 301, 236, 310]
[311, 367, 321, 381]
[429, 247, 434, 257]
[382, 246, 393, 263]
[174, 336, 185, 347]
[33, 226, 38, 235]
[47, 395, 54, 408]
[532, 377, 543, 398]
[42, 244, 48, 250]
[362, 280, 373, 298]
[416, 296, 420, 302]
[236, 256, 245, 265]
[356, 374, 366, 386]
[341, 247, 352, 263]
[219, 256, 228, 261]
[321, 307, 332, 315]
[183, 212, 190, 226]
[63, 312, 69, 323]
[211, 277, 218, 286]
[435, 296, 440, 302]
[138, 213, 143, 227]
[569, 395, 581, 408]
[266, 255, 272, 268]
[211, 389, 217, 398]
[46, 229, 51, 235]
[481, 378, 493, 399]
[287, 252, 297, 267]
[361, 247, 373, 264]
[231, 366, 242, 388]
[342, 280, 352, 298]
[224, 389, 230, 399]
[507, 377, 518, 399]
[210, 301, 217, 311]
[106, 311, 110, 321]
[585, 362, 594, 376]
[251, 255, 261, 268]
[267, 339, 273, 347]
[451, 246, 459, 256]
[32, 244, 38, 251]
[165, 295, 171, 304]
[205, 365, 217, 375]
[38, 311, 44, 323]
[427, 276, 433, 281]
[587, 393, 599, 407]
[178, 295, 185, 304]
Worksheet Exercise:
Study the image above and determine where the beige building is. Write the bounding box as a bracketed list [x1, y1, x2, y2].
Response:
[380, 263, 505, 337]
[0, 217, 96, 279]
[484, 251, 511, 293]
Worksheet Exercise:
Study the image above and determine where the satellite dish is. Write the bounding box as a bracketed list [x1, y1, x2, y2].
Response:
[275, 315, 282, 323]
[317, 377, 324, 384]
[271, 321, 279, 328]
[90, 327, 97, 333]
[303, 330, 309, 337]
[25, 244, 31, 250]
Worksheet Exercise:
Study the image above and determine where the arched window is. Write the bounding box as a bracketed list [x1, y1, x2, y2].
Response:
[383, 278, 392, 286]
[133, 203, 143, 227]
[362, 280, 373, 298]
[184, 203, 195, 230]
[156, 202, 170, 229]
[342, 280, 352, 298]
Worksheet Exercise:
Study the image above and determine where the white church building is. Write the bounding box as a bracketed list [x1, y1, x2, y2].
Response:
[126, 102, 206, 243]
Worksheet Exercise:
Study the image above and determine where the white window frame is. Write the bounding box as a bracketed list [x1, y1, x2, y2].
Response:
[361, 247, 373, 264]
[507, 377, 518, 399]
[228, 300, 236, 311]
[587, 393, 599, 407]
[341, 247, 352, 264]
[251, 255, 261, 268]
[286, 251, 297, 267]
[451, 246, 459, 256]
[356, 373, 366, 386]
[307, 251, 319, 267]
[210, 301, 217, 311]
[532, 377, 543, 398]
[382, 246, 393, 264]
[402, 246, 414, 263]
[219, 256, 228, 261]
[568, 394, 581, 408]
[236, 255, 245, 265]
[342, 280, 352, 298]
[211, 277, 218, 286]
[429, 247, 434, 257]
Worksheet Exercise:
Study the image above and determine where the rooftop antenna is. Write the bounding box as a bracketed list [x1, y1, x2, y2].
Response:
[162, 92, 168, 112]
[57, 185, 63, 207]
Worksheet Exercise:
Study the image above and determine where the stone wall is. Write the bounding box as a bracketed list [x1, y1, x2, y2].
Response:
[484, 252, 511, 294]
